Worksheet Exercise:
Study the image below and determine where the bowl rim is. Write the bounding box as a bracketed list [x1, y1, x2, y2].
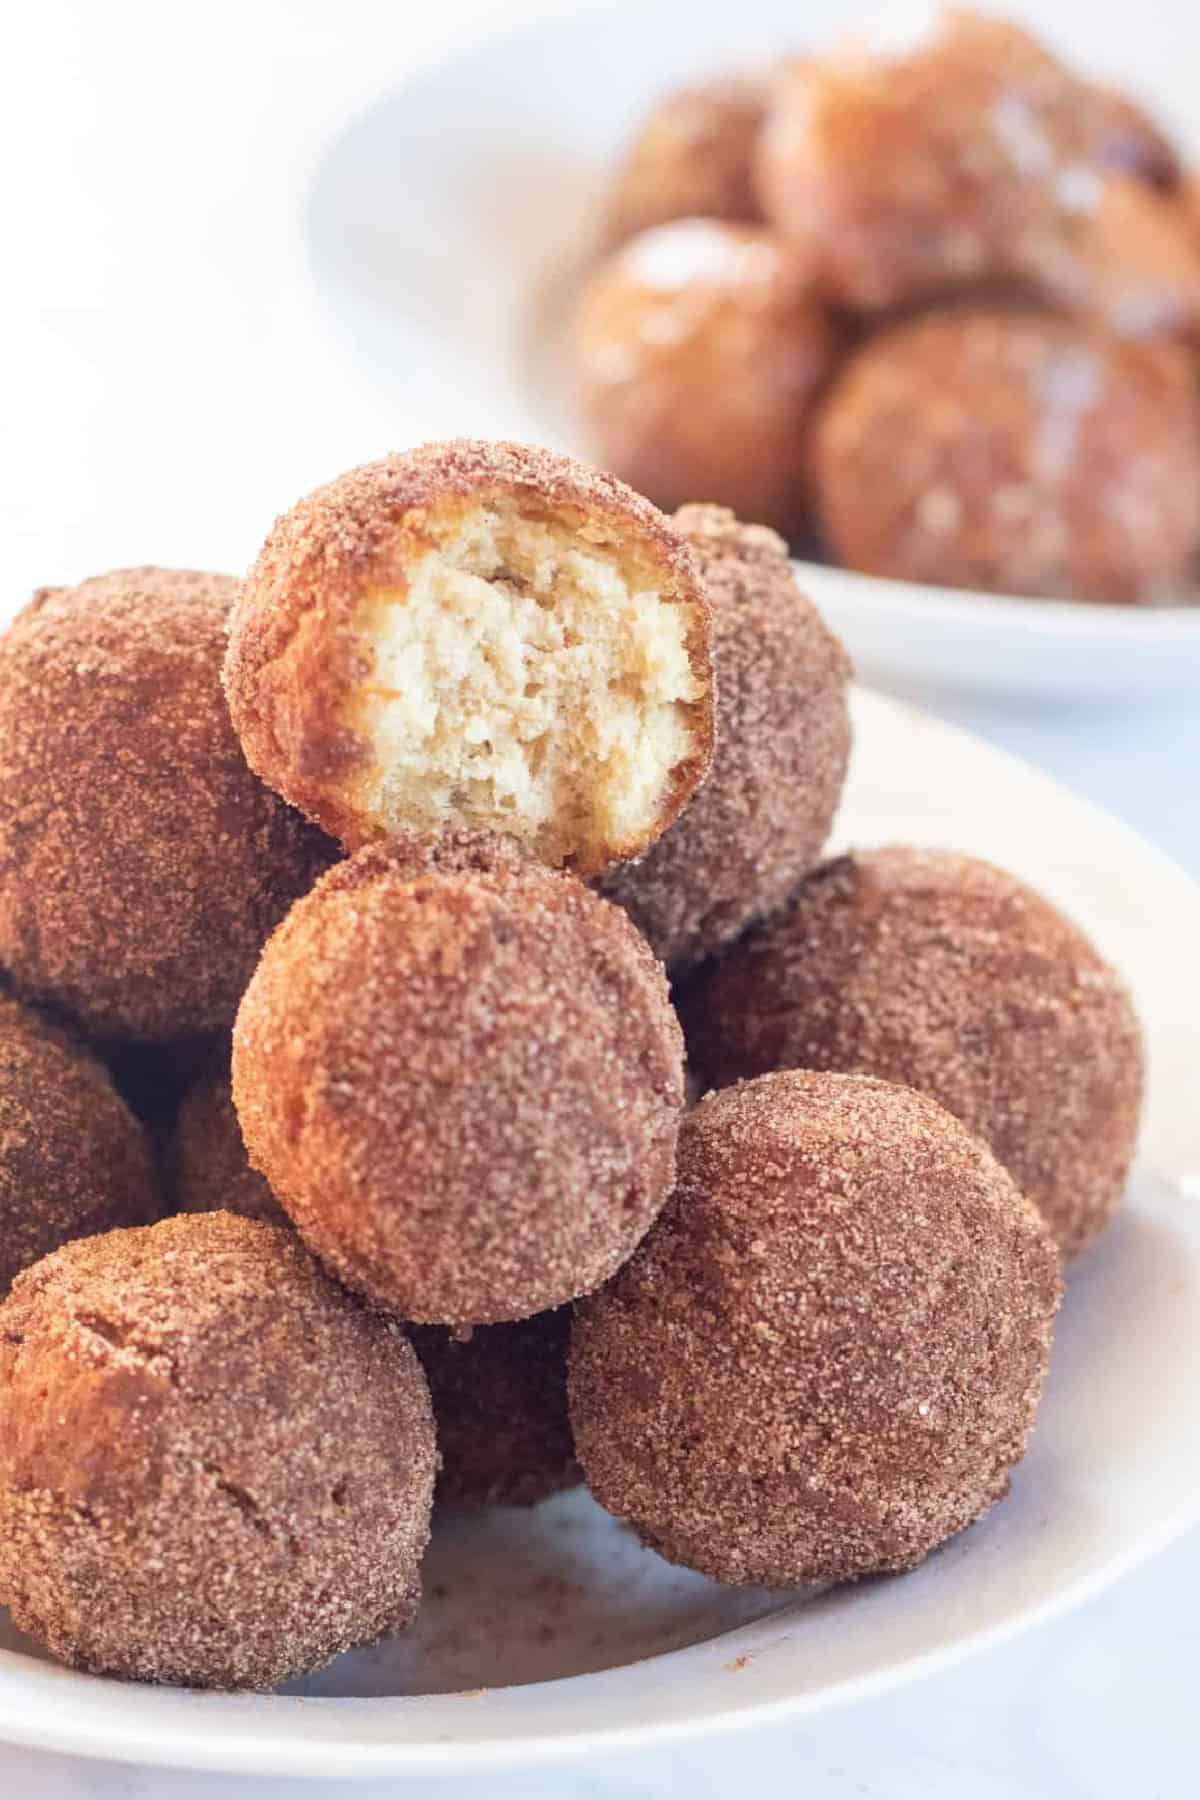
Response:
[4, 688, 1200, 1779]
[794, 558, 1200, 642]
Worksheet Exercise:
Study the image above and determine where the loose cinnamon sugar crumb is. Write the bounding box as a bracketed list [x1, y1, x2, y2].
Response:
[570, 1071, 1061, 1586]
[0, 1212, 436, 1690]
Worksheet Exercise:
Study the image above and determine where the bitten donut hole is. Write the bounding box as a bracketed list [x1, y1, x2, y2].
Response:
[347, 498, 702, 871]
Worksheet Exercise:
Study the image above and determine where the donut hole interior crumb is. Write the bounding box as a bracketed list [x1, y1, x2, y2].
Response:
[347, 497, 702, 869]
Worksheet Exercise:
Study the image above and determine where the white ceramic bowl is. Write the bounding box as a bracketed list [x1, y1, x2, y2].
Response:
[306, 0, 1200, 703]
[3, 685, 1200, 1779]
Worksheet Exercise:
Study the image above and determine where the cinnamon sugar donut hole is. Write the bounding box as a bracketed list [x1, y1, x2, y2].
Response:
[681, 849, 1144, 1258]
[171, 1056, 286, 1227]
[570, 1072, 1061, 1586]
[224, 442, 714, 879]
[411, 1310, 578, 1509]
[232, 837, 685, 1325]
[0, 994, 159, 1296]
[0, 1213, 436, 1690]
[601, 73, 770, 248]
[573, 220, 837, 538]
[811, 308, 1200, 603]
[174, 1045, 576, 1507]
[0, 568, 335, 1042]
[600, 505, 851, 969]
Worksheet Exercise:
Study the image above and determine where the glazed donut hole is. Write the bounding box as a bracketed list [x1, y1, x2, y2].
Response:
[351, 497, 704, 870]
[225, 443, 714, 879]
[601, 72, 770, 248]
[754, 11, 1089, 313]
[573, 218, 837, 537]
[810, 307, 1200, 602]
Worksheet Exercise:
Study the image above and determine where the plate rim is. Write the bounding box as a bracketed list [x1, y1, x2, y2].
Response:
[3, 685, 1200, 1778]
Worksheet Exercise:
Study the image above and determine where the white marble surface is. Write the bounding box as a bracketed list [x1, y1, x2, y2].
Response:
[2, 1, 1197, 1793]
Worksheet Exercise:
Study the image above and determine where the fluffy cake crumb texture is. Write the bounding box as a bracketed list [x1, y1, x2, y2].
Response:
[224, 441, 715, 877]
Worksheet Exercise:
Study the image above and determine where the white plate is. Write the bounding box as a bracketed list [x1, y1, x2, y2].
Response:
[306, 0, 1200, 703]
[3, 685, 1199, 1779]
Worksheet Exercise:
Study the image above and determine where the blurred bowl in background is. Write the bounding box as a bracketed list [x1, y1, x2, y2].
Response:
[798, 559, 1200, 701]
[307, 0, 1200, 704]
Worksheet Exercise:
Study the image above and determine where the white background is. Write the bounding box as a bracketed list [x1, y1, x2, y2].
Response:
[1, 2, 1197, 1793]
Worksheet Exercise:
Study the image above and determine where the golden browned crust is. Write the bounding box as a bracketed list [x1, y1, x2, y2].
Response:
[223, 441, 715, 873]
[170, 1055, 286, 1227]
[601, 73, 770, 249]
[569, 1071, 1061, 1586]
[573, 223, 839, 537]
[600, 506, 851, 967]
[811, 309, 1200, 603]
[232, 838, 685, 1325]
[0, 993, 160, 1295]
[0, 1212, 436, 1689]
[680, 848, 1144, 1258]
[411, 1309, 578, 1509]
[0, 568, 337, 1042]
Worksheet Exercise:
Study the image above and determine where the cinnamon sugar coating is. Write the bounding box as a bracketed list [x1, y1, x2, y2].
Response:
[232, 837, 685, 1324]
[811, 309, 1200, 603]
[601, 73, 769, 248]
[411, 1309, 578, 1508]
[224, 441, 714, 877]
[601, 506, 850, 968]
[173, 1040, 577, 1508]
[0, 568, 335, 1041]
[170, 1056, 285, 1227]
[681, 848, 1144, 1257]
[570, 1071, 1061, 1585]
[573, 222, 836, 537]
[0, 1213, 436, 1689]
[0, 994, 160, 1295]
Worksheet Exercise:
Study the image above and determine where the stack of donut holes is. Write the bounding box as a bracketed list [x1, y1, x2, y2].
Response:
[574, 8, 1200, 603]
[0, 432, 1140, 1693]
